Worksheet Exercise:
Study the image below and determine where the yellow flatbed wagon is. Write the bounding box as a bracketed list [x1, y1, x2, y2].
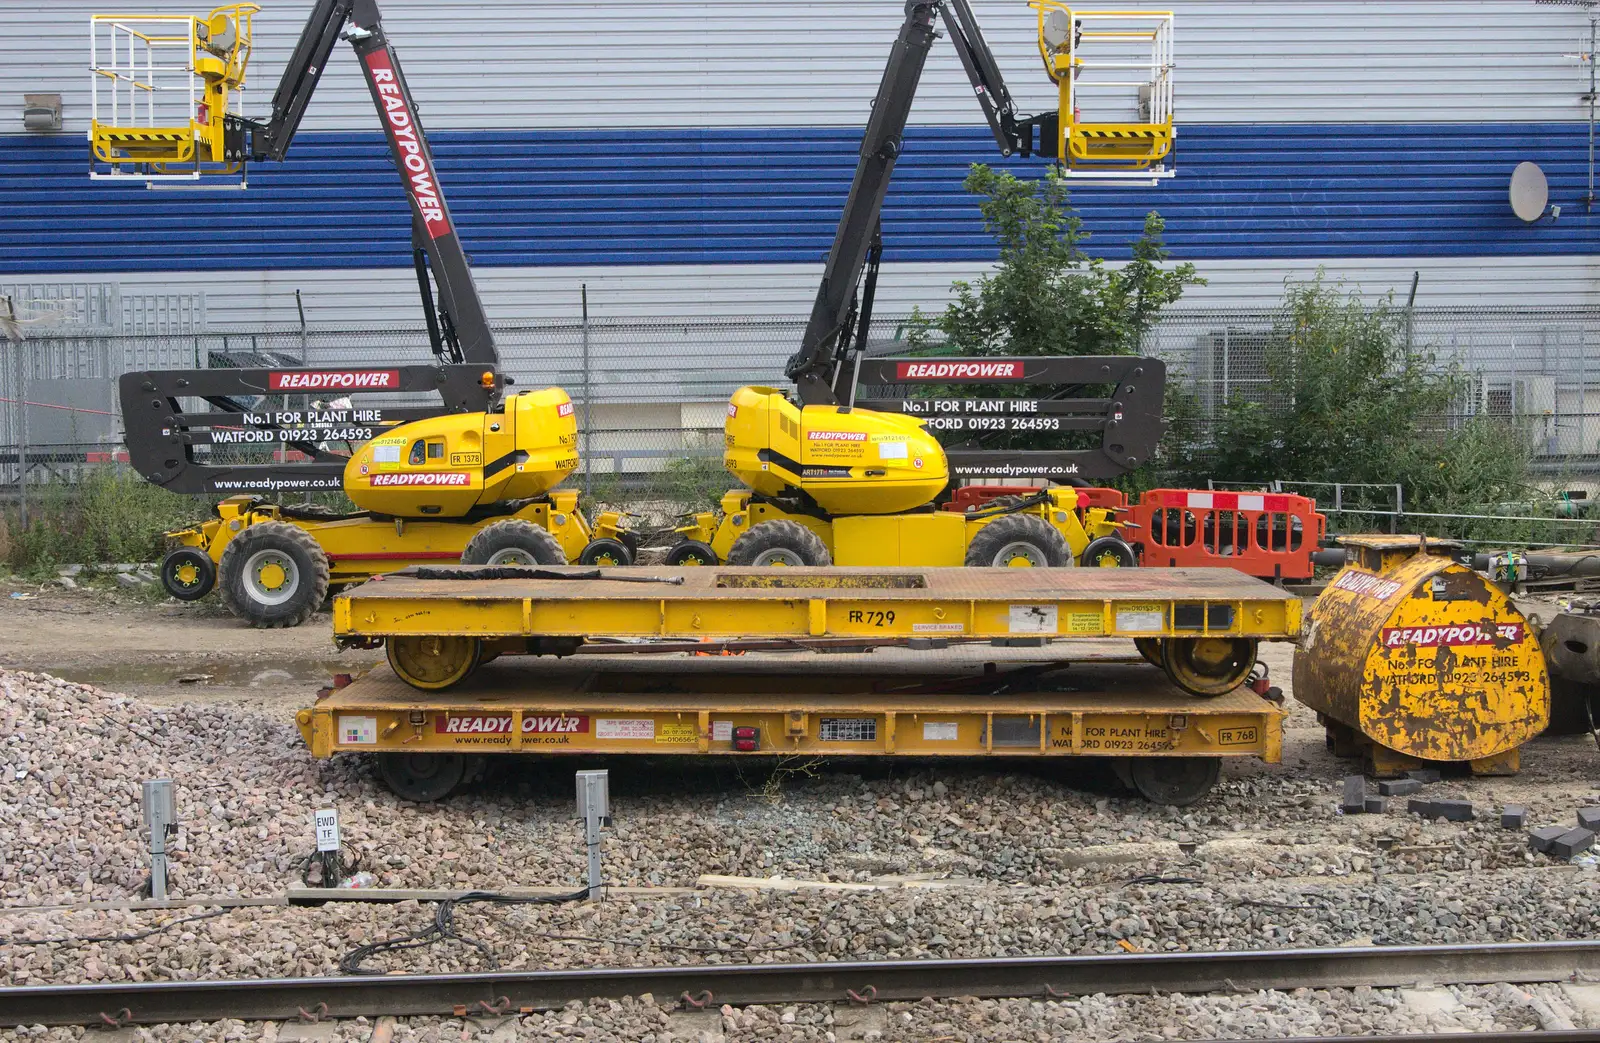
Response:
[333, 565, 1302, 696]
[298, 649, 1287, 806]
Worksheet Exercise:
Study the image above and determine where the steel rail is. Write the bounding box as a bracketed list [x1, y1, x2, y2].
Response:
[2, 940, 1599, 1028]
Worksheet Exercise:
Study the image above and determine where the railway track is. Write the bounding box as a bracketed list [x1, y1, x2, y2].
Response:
[3, 940, 1598, 1028]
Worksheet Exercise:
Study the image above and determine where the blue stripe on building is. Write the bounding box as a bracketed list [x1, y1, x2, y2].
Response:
[0, 123, 1592, 274]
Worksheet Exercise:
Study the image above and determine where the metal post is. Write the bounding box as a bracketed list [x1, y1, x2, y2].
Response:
[580, 284, 592, 499]
[16, 337, 27, 532]
[575, 769, 608, 900]
[1587, 11, 1596, 211]
[295, 289, 308, 363]
[1404, 271, 1419, 361]
[141, 779, 177, 901]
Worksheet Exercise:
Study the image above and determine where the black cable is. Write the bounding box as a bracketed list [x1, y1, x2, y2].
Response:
[301, 845, 362, 888]
[1, 909, 231, 948]
[339, 888, 591, 974]
[338, 889, 816, 974]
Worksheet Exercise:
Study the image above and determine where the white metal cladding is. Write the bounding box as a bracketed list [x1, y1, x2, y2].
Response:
[4, 0, 1592, 133]
[1, 256, 1586, 327]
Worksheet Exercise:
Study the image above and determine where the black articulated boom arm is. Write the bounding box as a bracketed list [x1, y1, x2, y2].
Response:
[785, 0, 1051, 407]
[125, 0, 500, 496]
[230, 0, 496, 368]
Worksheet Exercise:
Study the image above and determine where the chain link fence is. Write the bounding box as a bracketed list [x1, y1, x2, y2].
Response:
[4, 304, 1599, 508]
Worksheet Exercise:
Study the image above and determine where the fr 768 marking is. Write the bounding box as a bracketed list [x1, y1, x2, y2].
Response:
[847, 609, 897, 627]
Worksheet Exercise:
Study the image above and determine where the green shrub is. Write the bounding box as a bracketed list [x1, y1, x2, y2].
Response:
[4, 467, 203, 574]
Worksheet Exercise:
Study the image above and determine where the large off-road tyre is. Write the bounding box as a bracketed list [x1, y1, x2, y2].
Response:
[218, 521, 330, 628]
[460, 519, 567, 566]
[1081, 535, 1138, 568]
[964, 514, 1071, 568]
[726, 520, 832, 567]
[664, 540, 718, 566]
[579, 537, 634, 567]
[160, 547, 216, 602]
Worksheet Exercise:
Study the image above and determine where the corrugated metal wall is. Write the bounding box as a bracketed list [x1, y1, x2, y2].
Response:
[0, 0, 1595, 322]
[6, 0, 1591, 129]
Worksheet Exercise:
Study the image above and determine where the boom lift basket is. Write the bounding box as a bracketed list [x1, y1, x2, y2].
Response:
[1033, 3, 1174, 179]
[89, 4, 258, 183]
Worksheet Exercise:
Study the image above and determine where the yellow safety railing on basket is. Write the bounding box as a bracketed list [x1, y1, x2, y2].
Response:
[1031, 3, 1175, 179]
[89, 4, 258, 181]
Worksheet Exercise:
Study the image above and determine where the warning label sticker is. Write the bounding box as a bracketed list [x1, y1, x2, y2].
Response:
[1066, 612, 1102, 634]
[922, 721, 959, 742]
[655, 722, 698, 745]
[912, 622, 965, 633]
[1114, 605, 1166, 632]
[1009, 604, 1058, 633]
[338, 716, 377, 745]
[596, 718, 654, 740]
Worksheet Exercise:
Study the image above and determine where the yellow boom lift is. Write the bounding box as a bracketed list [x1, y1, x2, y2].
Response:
[669, 1, 1176, 570]
[102, 2, 631, 627]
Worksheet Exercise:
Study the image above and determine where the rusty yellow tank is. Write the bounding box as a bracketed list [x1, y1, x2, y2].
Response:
[1293, 535, 1548, 776]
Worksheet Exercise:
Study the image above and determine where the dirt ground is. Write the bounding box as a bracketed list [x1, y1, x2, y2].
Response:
[0, 579, 379, 710]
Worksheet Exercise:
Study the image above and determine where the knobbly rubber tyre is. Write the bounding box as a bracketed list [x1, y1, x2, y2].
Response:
[461, 519, 566, 566]
[664, 540, 719, 566]
[964, 514, 1071, 568]
[579, 537, 634, 567]
[726, 520, 832, 567]
[160, 547, 216, 601]
[1081, 535, 1138, 568]
[218, 521, 329, 628]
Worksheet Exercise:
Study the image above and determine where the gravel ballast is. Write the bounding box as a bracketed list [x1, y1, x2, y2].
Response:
[4, 663, 1600, 997]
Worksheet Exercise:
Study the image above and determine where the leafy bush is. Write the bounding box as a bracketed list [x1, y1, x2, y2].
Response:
[4, 467, 203, 574]
[1164, 275, 1536, 532]
[910, 164, 1200, 358]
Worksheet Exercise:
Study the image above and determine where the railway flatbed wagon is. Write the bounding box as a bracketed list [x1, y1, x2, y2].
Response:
[332, 565, 1302, 697]
[297, 648, 1288, 806]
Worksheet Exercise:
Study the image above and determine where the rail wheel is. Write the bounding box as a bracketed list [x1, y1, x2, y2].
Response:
[378, 752, 469, 802]
[727, 520, 831, 567]
[579, 537, 634, 567]
[1127, 756, 1221, 806]
[462, 519, 566, 566]
[218, 521, 330, 628]
[1081, 535, 1137, 568]
[964, 514, 1070, 568]
[160, 547, 216, 602]
[664, 539, 718, 566]
[387, 634, 483, 691]
[1134, 637, 1162, 667]
[1161, 637, 1258, 697]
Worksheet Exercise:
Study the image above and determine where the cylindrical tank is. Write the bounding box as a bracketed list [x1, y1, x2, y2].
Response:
[1294, 535, 1548, 767]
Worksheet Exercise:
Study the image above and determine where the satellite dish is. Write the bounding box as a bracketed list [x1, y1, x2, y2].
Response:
[1509, 161, 1549, 223]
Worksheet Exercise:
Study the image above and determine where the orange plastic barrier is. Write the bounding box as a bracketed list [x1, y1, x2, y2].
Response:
[1123, 489, 1325, 581]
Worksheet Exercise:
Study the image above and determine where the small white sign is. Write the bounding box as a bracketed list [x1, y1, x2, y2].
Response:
[1115, 608, 1166, 632]
[596, 718, 655, 740]
[711, 720, 733, 742]
[923, 721, 959, 742]
[338, 716, 377, 745]
[373, 444, 402, 464]
[913, 622, 965, 633]
[1008, 604, 1057, 633]
[314, 808, 340, 853]
[876, 441, 908, 460]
